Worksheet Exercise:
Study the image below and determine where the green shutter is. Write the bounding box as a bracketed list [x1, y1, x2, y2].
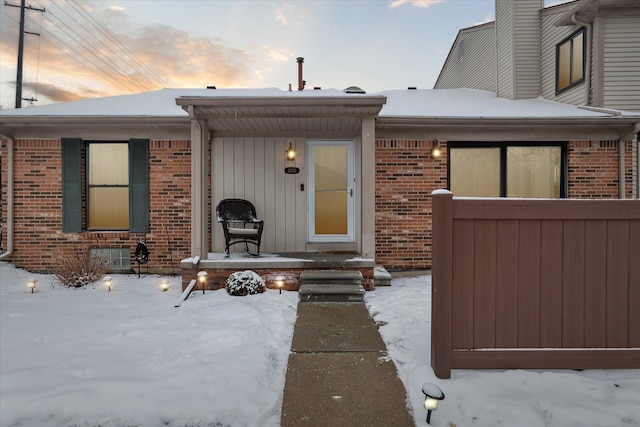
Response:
[61, 138, 82, 233]
[129, 139, 150, 233]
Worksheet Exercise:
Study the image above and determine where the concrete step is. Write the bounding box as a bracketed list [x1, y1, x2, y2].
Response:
[299, 270, 363, 286]
[374, 265, 392, 286]
[299, 284, 365, 302]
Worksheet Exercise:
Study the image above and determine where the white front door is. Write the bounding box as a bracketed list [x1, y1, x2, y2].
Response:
[308, 140, 355, 242]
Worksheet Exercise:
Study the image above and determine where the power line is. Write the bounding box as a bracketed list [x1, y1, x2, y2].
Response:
[68, 0, 167, 88]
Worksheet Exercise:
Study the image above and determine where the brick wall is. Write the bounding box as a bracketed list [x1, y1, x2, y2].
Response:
[1, 138, 193, 273]
[375, 139, 446, 270]
[568, 140, 634, 198]
[374, 139, 635, 270]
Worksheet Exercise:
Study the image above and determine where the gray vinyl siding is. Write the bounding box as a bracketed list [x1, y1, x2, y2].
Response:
[496, 0, 514, 99]
[212, 137, 307, 253]
[540, 12, 585, 105]
[512, 1, 541, 99]
[602, 16, 640, 111]
[435, 23, 496, 91]
[496, 0, 542, 100]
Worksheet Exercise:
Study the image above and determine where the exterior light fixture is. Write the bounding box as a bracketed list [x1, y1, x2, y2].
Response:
[160, 278, 170, 292]
[275, 275, 285, 294]
[103, 276, 112, 292]
[27, 278, 38, 293]
[197, 271, 208, 294]
[286, 142, 296, 161]
[422, 382, 445, 424]
[430, 140, 442, 159]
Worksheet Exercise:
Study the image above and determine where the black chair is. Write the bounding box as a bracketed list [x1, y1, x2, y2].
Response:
[216, 199, 264, 256]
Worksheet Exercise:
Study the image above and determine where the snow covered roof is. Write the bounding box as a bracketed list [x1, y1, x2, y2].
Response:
[2, 87, 636, 119]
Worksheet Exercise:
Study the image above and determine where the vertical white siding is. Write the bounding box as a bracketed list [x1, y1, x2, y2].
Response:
[540, 11, 585, 104]
[603, 16, 640, 112]
[212, 137, 307, 253]
[435, 23, 497, 92]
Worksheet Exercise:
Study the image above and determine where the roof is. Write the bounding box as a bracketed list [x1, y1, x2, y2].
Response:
[1, 87, 638, 141]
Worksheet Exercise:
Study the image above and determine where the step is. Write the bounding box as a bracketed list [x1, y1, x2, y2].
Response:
[299, 284, 365, 302]
[374, 265, 392, 286]
[299, 270, 363, 286]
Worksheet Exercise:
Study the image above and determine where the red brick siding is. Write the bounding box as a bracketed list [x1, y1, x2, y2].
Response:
[375, 139, 446, 270]
[568, 140, 634, 198]
[374, 139, 635, 270]
[1, 138, 193, 273]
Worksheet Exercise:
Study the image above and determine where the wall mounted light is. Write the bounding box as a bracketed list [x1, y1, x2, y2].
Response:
[103, 276, 112, 292]
[27, 278, 38, 293]
[197, 271, 208, 294]
[286, 142, 296, 161]
[275, 275, 285, 294]
[422, 382, 445, 424]
[430, 140, 442, 159]
[160, 278, 170, 292]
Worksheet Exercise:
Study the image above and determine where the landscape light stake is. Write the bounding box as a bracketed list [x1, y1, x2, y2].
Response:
[27, 278, 37, 293]
[103, 276, 112, 292]
[160, 278, 169, 292]
[422, 382, 445, 424]
[275, 276, 285, 294]
[197, 271, 208, 294]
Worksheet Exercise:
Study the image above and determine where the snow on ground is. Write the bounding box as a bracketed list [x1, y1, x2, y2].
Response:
[1, 262, 639, 427]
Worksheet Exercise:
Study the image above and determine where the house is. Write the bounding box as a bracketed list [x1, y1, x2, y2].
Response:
[1, 0, 639, 289]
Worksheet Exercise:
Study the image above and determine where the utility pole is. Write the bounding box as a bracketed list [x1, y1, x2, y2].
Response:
[4, 0, 45, 108]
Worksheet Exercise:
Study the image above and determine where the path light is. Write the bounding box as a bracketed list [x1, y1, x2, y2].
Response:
[27, 278, 38, 293]
[160, 278, 169, 292]
[275, 275, 285, 294]
[103, 276, 112, 292]
[197, 271, 208, 294]
[422, 382, 445, 424]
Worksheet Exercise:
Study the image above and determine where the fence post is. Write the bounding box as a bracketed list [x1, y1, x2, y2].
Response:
[431, 190, 454, 379]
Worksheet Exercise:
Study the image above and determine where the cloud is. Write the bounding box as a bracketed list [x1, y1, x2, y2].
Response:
[388, 0, 445, 9]
[1, 0, 260, 104]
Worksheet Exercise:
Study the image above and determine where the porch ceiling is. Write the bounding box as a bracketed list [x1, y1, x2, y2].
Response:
[177, 96, 386, 137]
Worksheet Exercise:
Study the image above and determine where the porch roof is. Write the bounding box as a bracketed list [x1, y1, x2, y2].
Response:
[176, 92, 387, 137]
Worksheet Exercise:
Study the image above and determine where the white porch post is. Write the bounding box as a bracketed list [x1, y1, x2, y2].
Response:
[361, 117, 376, 260]
[190, 114, 209, 259]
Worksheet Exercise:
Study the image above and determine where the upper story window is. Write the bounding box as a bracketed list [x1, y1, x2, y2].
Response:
[556, 28, 585, 94]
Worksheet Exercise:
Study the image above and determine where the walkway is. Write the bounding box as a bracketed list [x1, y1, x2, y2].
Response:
[281, 302, 415, 426]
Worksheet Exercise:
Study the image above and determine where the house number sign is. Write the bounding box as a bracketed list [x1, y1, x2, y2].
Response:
[285, 167, 300, 174]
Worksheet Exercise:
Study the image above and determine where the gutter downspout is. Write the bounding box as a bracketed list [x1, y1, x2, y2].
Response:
[620, 124, 640, 199]
[572, 13, 592, 106]
[0, 135, 14, 260]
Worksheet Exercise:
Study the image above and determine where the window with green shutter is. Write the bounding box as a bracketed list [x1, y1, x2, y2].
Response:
[61, 139, 149, 232]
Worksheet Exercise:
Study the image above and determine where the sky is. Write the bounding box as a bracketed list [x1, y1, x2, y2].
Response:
[0, 0, 571, 109]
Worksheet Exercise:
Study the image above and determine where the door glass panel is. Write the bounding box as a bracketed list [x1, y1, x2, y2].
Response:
[450, 148, 500, 197]
[314, 146, 348, 234]
[507, 146, 561, 198]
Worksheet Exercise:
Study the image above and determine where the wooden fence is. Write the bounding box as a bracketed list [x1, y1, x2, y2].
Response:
[431, 191, 640, 379]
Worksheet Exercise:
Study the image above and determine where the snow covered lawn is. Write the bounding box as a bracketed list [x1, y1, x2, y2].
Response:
[1, 262, 639, 426]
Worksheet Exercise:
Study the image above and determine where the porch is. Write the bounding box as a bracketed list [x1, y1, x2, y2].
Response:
[180, 252, 391, 292]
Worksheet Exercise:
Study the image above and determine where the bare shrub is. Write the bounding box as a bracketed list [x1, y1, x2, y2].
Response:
[53, 248, 109, 287]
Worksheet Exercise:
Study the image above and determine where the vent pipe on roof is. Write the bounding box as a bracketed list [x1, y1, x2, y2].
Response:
[297, 57, 305, 91]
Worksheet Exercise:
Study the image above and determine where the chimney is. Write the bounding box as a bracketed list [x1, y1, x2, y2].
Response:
[297, 57, 305, 91]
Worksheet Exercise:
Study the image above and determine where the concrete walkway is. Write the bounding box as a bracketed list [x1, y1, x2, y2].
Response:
[281, 302, 415, 426]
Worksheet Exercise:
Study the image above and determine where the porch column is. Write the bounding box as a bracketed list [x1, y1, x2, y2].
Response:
[190, 116, 209, 259]
[361, 117, 376, 260]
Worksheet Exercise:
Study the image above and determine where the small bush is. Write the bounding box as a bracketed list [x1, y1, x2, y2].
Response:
[225, 270, 265, 296]
[53, 248, 109, 288]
